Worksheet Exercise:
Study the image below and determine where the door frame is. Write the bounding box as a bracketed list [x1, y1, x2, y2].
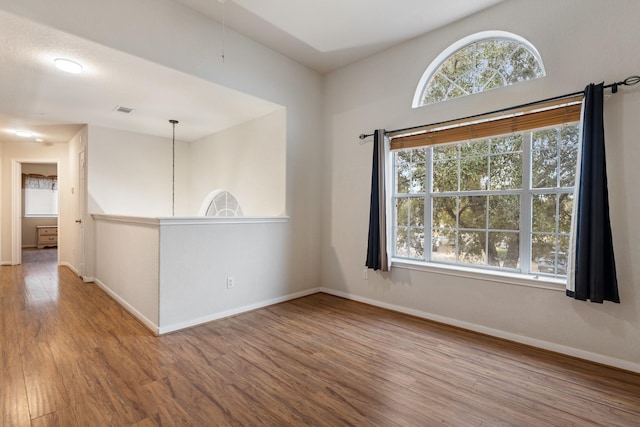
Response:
[11, 159, 60, 265]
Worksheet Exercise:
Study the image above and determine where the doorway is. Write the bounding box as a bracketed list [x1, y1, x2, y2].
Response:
[11, 160, 59, 265]
[5, 131, 86, 273]
[21, 162, 59, 253]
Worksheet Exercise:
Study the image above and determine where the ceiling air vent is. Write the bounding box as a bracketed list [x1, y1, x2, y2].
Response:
[113, 105, 134, 114]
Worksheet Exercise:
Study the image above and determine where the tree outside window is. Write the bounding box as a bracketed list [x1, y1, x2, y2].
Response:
[392, 124, 578, 278]
[415, 33, 545, 107]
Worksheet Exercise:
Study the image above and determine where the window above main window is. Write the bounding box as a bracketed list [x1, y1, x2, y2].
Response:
[413, 31, 546, 107]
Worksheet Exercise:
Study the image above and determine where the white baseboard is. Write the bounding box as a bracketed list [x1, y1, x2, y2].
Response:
[320, 288, 640, 374]
[158, 288, 322, 335]
[92, 276, 320, 336]
[59, 263, 94, 283]
[93, 278, 161, 335]
[0, 261, 12, 266]
[60, 262, 79, 276]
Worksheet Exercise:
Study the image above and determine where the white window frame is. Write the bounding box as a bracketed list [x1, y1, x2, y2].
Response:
[24, 177, 59, 218]
[412, 31, 546, 108]
[389, 124, 578, 289]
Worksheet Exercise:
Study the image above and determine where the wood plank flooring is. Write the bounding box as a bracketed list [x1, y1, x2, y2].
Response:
[2, 248, 640, 426]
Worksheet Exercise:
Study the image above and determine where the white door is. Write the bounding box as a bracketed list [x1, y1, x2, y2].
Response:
[12, 161, 22, 265]
[77, 150, 86, 276]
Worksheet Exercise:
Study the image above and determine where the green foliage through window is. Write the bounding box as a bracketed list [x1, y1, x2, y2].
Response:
[416, 34, 545, 106]
[392, 124, 579, 278]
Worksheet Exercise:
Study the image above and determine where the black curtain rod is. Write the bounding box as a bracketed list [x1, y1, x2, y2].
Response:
[358, 75, 640, 140]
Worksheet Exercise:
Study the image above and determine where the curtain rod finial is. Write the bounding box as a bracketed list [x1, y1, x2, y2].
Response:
[359, 133, 368, 140]
[624, 75, 640, 86]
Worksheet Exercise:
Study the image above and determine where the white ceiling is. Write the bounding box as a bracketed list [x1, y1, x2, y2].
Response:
[0, 0, 503, 145]
[177, 0, 504, 73]
[0, 9, 282, 144]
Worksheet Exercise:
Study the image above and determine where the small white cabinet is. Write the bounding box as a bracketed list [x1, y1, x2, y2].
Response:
[37, 225, 58, 249]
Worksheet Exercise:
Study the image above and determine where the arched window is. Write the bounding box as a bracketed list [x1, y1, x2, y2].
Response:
[413, 31, 545, 107]
[198, 190, 244, 217]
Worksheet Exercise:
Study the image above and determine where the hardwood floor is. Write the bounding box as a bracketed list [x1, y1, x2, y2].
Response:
[2, 249, 640, 426]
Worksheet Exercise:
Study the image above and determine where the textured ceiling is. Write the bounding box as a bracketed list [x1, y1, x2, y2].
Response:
[0, 9, 282, 144]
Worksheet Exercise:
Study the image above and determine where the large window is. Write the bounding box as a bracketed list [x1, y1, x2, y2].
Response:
[392, 123, 579, 279]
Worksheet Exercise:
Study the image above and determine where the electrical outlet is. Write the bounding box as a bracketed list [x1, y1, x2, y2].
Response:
[226, 276, 235, 289]
[362, 268, 368, 280]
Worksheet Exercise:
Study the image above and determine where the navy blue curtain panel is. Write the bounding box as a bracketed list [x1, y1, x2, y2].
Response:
[567, 83, 620, 303]
[365, 130, 388, 271]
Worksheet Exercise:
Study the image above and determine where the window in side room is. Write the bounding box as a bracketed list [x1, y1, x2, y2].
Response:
[24, 174, 59, 217]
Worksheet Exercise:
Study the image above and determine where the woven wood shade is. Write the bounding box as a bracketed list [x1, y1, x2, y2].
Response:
[390, 96, 583, 151]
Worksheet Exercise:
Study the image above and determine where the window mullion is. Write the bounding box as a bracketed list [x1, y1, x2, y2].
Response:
[426, 148, 433, 262]
[486, 144, 491, 267]
[391, 152, 398, 257]
[555, 127, 562, 262]
[520, 132, 533, 273]
[455, 146, 461, 262]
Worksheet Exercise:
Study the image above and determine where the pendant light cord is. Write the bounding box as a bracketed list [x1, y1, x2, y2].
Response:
[169, 119, 179, 216]
[221, 0, 226, 63]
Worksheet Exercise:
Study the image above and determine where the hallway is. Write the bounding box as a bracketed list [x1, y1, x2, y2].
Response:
[1, 248, 154, 425]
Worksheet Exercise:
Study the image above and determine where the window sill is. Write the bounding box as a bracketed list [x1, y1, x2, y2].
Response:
[24, 215, 58, 218]
[391, 258, 566, 291]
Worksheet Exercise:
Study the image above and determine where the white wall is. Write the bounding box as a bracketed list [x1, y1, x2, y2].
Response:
[88, 109, 286, 218]
[93, 215, 160, 329]
[21, 163, 57, 175]
[158, 218, 313, 333]
[84, 126, 189, 281]
[189, 109, 286, 216]
[322, 0, 640, 371]
[87, 125, 190, 217]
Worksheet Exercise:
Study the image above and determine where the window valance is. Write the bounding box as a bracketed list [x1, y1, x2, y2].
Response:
[391, 95, 583, 151]
[22, 174, 58, 190]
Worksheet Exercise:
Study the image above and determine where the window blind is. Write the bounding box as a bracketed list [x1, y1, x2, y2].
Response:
[390, 95, 583, 151]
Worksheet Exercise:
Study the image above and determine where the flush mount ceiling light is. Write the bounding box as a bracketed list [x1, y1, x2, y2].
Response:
[15, 130, 34, 137]
[54, 58, 83, 74]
